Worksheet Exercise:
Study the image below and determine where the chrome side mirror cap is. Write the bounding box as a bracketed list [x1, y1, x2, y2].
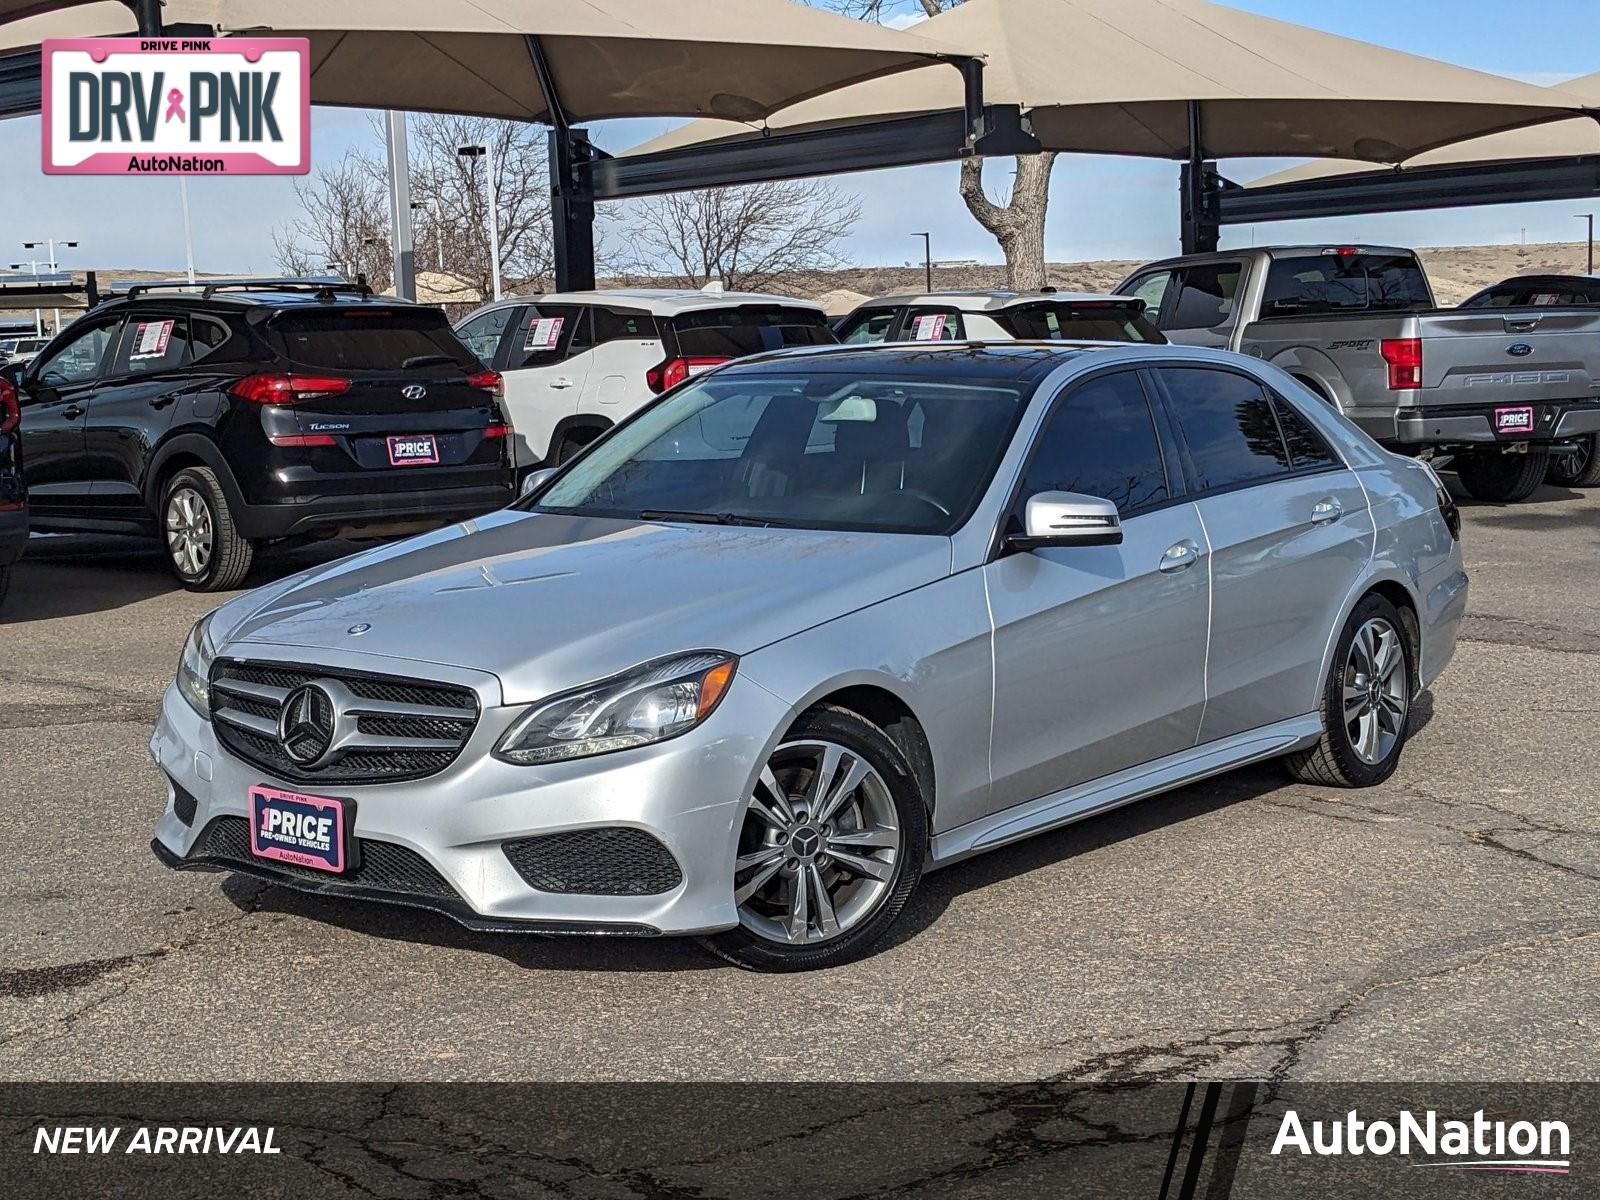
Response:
[1011, 491, 1123, 550]
[519, 467, 558, 500]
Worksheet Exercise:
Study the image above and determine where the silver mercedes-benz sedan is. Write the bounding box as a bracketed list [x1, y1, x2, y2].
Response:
[151, 343, 1468, 971]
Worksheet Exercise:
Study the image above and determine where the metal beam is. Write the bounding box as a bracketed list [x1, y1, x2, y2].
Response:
[1217, 153, 1600, 225]
[527, 32, 596, 293]
[1179, 100, 1219, 254]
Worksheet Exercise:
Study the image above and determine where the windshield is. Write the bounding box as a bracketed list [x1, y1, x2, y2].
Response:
[533, 369, 1030, 535]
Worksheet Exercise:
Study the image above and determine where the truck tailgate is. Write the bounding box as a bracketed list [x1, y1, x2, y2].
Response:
[1418, 308, 1600, 406]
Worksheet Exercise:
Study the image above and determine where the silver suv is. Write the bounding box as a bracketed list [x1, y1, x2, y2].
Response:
[151, 343, 1467, 971]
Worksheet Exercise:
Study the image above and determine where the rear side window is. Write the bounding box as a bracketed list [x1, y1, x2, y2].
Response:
[1122, 270, 1175, 325]
[1020, 370, 1169, 516]
[1270, 393, 1341, 470]
[455, 305, 517, 362]
[669, 307, 834, 357]
[1167, 263, 1244, 331]
[994, 302, 1163, 343]
[835, 308, 899, 343]
[1461, 281, 1600, 308]
[591, 307, 658, 344]
[1262, 253, 1432, 315]
[1158, 367, 1292, 491]
[269, 307, 478, 374]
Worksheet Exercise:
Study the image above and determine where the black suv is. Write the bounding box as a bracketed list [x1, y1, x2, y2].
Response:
[0, 369, 24, 606]
[14, 280, 514, 591]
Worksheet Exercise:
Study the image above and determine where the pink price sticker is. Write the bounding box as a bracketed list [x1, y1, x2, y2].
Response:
[129, 319, 174, 359]
[524, 317, 565, 350]
[911, 314, 948, 341]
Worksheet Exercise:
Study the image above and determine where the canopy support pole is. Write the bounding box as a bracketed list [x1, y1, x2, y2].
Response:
[128, 0, 163, 36]
[1180, 100, 1220, 254]
[528, 34, 597, 293]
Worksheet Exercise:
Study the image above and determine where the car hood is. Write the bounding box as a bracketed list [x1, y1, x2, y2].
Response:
[215, 510, 952, 705]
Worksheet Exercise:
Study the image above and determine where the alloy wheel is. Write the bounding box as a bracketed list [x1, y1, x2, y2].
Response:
[734, 738, 902, 946]
[165, 486, 214, 578]
[1342, 617, 1408, 765]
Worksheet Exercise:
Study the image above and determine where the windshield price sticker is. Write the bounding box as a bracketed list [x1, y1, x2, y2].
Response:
[911, 314, 947, 340]
[129, 319, 175, 359]
[42, 37, 310, 176]
[525, 317, 565, 350]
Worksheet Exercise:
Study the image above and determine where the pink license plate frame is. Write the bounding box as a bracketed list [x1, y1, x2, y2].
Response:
[386, 434, 440, 466]
[248, 786, 350, 874]
[1493, 405, 1535, 436]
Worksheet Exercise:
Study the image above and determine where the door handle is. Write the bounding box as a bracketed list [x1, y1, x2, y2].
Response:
[549, 378, 575, 389]
[61, 404, 83, 420]
[1158, 539, 1200, 573]
[1311, 497, 1343, 525]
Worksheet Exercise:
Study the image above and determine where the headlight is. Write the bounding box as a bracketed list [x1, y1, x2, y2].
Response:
[495, 652, 737, 765]
[176, 613, 217, 718]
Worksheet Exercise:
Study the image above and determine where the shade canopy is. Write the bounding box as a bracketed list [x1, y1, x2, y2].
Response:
[1, 0, 963, 124]
[628, 0, 1590, 163]
[1248, 72, 1600, 189]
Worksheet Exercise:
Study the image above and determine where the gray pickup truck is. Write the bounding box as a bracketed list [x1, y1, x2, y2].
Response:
[1115, 246, 1600, 502]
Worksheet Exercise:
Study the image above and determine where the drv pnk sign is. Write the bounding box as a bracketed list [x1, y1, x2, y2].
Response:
[42, 37, 309, 175]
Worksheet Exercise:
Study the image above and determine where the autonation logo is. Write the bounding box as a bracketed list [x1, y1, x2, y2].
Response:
[1272, 1108, 1571, 1175]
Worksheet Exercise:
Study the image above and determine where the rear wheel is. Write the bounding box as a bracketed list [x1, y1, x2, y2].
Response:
[702, 707, 926, 972]
[1454, 447, 1549, 503]
[553, 425, 606, 465]
[1547, 434, 1600, 487]
[1284, 594, 1413, 788]
[0, 564, 9, 607]
[161, 466, 253, 592]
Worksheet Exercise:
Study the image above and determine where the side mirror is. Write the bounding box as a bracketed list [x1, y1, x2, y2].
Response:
[519, 467, 558, 500]
[1010, 491, 1123, 550]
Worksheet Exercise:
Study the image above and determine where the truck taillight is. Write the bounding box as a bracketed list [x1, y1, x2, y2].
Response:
[230, 373, 352, 405]
[466, 369, 504, 400]
[0, 377, 17, 435]
[1380, 338, 1422, 390]
[646, 356, 730, 394]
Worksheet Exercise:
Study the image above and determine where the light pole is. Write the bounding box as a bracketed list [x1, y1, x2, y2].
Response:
[458, 143, 502, 300]
[1579, 213, 1595, 276]
[913, 232, 932, 292]
[24, 238, 77, 333]
[178, 179, 196, 284]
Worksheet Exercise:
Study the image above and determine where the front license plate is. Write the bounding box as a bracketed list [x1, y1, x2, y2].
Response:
[249, 786, 351, 874]
[1493, 405, 1535, 436]
[387, 434, 439, 466]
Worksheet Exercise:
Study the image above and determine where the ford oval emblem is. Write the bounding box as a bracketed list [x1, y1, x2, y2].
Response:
[1507, 342, 1534, 358]
[347, 623, 371, 636]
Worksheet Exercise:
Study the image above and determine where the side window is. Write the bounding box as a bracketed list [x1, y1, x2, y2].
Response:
[1158, 367, 1291, 491]
[190, 316, 232, 364]
[1123, 271, 1174, 325]
[1020, 371, 1170, 517]
[455, 306, 517, 364]
[510, 305, 585, 369]
[903, 308, 965, 341]
[836, 308, 899, 344]
[591, 307, 657, 345]
[112, 314, 192, 377]
[1167, 263, 1243, 331]
[1269, 392, 1341, 470]
[32, 318, 120, 390]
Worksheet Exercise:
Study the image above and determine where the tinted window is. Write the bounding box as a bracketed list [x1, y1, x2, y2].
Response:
[455, 306, 516, 362]
[1167, 263, 1243, 330]
[994, 302, 1164, 343]
[592, 307, 658, 344]
[670, 307, 834, 357]
[1123, 270, 1175, 324]
[535, 370, 1027, 535]
[269, 308, 478, 374]
[1262, 253, 1432, 315]
[902, 308, 965, 341]
[111, 314, 192, 376]
[1159, 367, 1292, 490]
[510, 304, 585, 368]
[32, 318, 119, 388]
[836, 308, 899, 343]
[1269, 393, 1340, 470]
[1021, 371, 1169, 516]
[191, 316, 232, 364]
[1461, 280, 1600, 308]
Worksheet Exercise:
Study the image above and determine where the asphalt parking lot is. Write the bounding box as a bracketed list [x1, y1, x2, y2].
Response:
[1, 479, 1596, 1083]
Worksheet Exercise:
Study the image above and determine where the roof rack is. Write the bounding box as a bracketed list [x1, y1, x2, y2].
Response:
[119, 276, 374, 301]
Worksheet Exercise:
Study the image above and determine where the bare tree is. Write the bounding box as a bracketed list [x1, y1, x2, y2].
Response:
[830, 0, 1058, 289]
[274, 150, 394, 290]
[617, 179, 862, 293]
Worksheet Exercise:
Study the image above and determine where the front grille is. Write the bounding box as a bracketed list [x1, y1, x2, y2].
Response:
[209, 659, 479, 784]
[503, 828, 684, 896]
[194, 816, 460, 900]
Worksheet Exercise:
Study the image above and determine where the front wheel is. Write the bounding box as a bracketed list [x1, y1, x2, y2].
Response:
[702, 707, 926, 972]
[161, 466, 254, 592]
[1454, 447, 1549, 502]
[1284, 594, 1413, 788]
[1547, 434, 1600, 488]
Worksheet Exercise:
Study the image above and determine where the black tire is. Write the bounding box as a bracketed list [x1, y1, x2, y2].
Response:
[160, 466, 254, 592]
[1546, 434, 1600, 488]
[553, 426, 605, 465]
[1284, 593, 1414, 788]
[702, 705, 928, 972]
[1454, 447, 1549, 503]
[0, 564, 9, 607]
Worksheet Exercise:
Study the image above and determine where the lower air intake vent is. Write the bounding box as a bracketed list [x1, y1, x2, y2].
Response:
[503, 828, 684, 896]
[194, 816, 459, 900]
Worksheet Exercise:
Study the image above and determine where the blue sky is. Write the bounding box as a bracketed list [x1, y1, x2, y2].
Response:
[1, 0, 1595, 275]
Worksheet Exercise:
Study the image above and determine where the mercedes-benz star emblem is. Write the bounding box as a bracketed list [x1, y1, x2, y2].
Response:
[402, 383, 428, 400]
[278, 684, 336, 767]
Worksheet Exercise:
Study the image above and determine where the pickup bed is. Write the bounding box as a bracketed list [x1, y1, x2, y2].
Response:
[1116, 245, 1600, 501]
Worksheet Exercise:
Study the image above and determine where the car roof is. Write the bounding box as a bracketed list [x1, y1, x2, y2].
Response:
[99, 279, 428, 313]
[1474, 274, 1600, 288]
[722, 340, 1134, 383]
[464, 288, 826, 318]
[853, 290, 1134, 311]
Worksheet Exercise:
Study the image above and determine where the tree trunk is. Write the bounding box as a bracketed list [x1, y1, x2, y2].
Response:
[957, 151, 1057, 290]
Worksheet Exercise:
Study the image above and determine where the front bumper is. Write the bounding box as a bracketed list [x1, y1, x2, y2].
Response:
[149, 662, 790, 936]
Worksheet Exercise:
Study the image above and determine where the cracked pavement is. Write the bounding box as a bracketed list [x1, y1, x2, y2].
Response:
[1, 481, 1596, 1083]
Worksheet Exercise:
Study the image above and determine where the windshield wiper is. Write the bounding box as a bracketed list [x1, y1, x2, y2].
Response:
[400, 353, 458, 370]
[637, 508, 790, 528]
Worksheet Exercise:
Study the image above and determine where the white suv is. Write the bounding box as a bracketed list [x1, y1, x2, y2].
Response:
[834, 289, 1163, 346]
[454, 289, 834, 470]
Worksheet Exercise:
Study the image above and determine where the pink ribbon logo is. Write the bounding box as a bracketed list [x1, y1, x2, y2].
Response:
[164, 88, 185, 123]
